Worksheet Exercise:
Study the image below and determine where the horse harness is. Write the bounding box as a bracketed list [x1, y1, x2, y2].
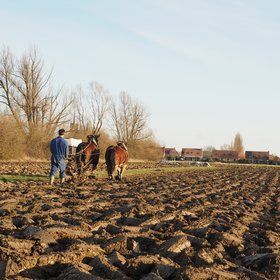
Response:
[76, 140, 100, 171]
[117, 143, 128, 152]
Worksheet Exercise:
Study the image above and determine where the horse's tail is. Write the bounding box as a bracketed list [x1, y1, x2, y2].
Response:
[105, 146, 115, 178]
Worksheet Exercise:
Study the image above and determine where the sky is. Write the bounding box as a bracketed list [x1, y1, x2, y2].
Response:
[1, 0, 280, 154]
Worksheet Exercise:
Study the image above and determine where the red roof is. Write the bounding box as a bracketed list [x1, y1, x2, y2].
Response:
[164, 148, 179, 156]
[212, 150, 239, 160]
[181, 148, 203, 157]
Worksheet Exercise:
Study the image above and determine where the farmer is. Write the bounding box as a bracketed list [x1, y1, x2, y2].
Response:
[49, 129, 68, 185]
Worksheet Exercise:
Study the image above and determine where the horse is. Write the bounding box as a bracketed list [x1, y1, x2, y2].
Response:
[75, 134, 100, 178]
[105, 142, 129, 180]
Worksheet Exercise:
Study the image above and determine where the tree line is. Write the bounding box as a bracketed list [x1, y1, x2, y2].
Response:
[0, 46, 161, 160]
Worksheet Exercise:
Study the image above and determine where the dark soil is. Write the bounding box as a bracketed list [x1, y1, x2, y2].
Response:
[0, 165, 279, 279]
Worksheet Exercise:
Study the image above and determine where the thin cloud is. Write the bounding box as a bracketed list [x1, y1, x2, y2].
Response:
[131, 29, 214, 64]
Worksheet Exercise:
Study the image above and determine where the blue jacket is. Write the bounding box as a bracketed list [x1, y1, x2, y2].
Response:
[50, 136, 68, 163]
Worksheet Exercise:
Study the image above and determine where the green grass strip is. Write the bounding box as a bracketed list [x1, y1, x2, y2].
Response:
[0, 166, 214, 182]
[0, 174, 48, 182]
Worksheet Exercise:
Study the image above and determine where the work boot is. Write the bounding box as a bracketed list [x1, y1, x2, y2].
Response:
[50, 176, 55, 186]
[60, 177, 65, 185]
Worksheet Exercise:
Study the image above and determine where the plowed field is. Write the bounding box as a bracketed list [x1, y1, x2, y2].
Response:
[0, 165, 279, 279]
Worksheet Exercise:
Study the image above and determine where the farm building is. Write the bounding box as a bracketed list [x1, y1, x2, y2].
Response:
[212, 150, 239, 162]
[181, 148, 203, 161]
[245, 151, 269, 163]
[164, 147, 179, 160]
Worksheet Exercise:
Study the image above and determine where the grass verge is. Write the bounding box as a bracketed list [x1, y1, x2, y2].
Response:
[0, 174, 48, 182]
[0, 166, 213, 182]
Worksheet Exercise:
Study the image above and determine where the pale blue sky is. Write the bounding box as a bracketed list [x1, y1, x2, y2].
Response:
[1, 0, 280, 153]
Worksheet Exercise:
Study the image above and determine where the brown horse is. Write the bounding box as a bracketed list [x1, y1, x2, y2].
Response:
[105, 142, 129, 180]
[75, 134, 100, 177]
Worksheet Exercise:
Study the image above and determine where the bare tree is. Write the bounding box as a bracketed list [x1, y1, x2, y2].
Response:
[203, 146, 216, 159]
[73, 81, 111, 134]
[220, 144, 233, 150]
[110, 92, 152, 143]
[204, 146, 216, 152]
[0, 46, 72, 139]
[233, 132, 244, 156]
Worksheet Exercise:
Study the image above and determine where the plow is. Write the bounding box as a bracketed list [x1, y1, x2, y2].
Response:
[65, 137, 100, 182]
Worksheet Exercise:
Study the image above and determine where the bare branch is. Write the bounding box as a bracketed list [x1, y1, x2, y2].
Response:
[0, 46, 72, 139]
[72, 82, 110, 135]
[109, 91, 151, 143]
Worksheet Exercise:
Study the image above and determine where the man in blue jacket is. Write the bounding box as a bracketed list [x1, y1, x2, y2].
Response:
[49, 129, 68, 185]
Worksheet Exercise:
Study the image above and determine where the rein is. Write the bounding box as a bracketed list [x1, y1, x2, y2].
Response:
[81, 155, 97, 170]
[76, 141, 99, 156]
[76, 141, 100, 171]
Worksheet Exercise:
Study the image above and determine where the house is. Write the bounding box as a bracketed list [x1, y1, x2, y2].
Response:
[181, 148, 203, 161]
[164, 147, 179, 160]
[245, 151, 269, 163]
[212, 150, 239, 161]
